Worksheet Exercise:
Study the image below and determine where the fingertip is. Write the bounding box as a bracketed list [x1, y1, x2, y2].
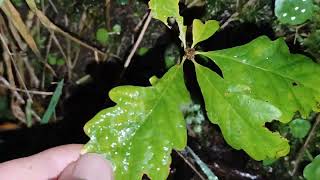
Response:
[59, 153, 114, 180]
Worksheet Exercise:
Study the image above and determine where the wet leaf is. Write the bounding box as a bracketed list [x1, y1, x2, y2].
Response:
[304, 155, 320, 180]
[195, 64, 289, 160]
[289, 118, 311, 138]
[198, 36, 320, 123]
[84, 65, 191, 180]
[275, 0, 314, 25]
[149, 0, 187, 47]
[192, 19, 219, 48]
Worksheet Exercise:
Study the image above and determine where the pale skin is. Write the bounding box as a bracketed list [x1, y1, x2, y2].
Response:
[0, 144, 114, 180]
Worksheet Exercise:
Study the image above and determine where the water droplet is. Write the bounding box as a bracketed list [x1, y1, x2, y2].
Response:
[233, 55, 238, 58]
[147, 146, 152, 149]
[162, 158, 168, 165]
[156, 168, 160, 171]
[294, 7, 299, 11]
[301, 9, 306, 13]
[111, 143, 117, 148]
[282, 13, 288, 17]
[163, 147, 169, 151]
[114, 151, 118, 155]
[291, 16, 296, 21]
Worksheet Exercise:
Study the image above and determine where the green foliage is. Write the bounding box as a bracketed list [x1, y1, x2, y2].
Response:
[198, 37, 320, 123]
[12, 0, 23, 7]
[304, 155, 320, 180]
[275, 0, 314, 25]
[84, 0, 320, 179]
[164, 43, 180, 69]
[0, 96, 13, 119]
[184, 104, 205, 134]
[96, 28, 109, 46]
[149, 0, 187, 47]
[116, 0, 128, 6]
[289, 118, 311, 138]
[41, 79, 64, 124]
[137, 47, 149, 56]
[48, 54, 65, 66]
[112, 24, 122, 34]
[192, 19, 219, 48]
[195, 63, 289, 160]
[84, 66, 191, 180]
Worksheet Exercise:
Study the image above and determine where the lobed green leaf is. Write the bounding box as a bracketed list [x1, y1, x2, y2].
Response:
[304, 155, 320, 180]
[149, 0, 187, 47]
[195, 64, 289, 160]
[192, 19, 219, 48]
[83, 65, 191, 180]
[198, 36, 320, 123]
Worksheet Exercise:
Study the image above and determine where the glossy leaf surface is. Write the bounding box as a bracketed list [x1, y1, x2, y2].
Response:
[192, 19, 219, 48]
[198, 36, 320, 123]
[195, 64, 289, 160]
[84, 65, 191, 180]
[289, 118, 311, 138]
[304, 155, 320, 180]
[149, 0, 186, 47]
[275, 0, 314, 25]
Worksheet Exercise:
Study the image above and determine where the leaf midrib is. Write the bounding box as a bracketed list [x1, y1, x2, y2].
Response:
[209, 52, 319, 93]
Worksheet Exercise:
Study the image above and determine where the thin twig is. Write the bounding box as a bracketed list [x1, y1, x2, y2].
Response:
[291, 114, 320, 176]
[105, 0, 111, 30]
[121, 11, 152, 76]
[25, 0, 107, 57]
[220, 0, 257, 30]
[0, 34, 32, 101]
[0, 84, 53, 96]
[0, 76, 24, 105]
[175, 150, 206, 180]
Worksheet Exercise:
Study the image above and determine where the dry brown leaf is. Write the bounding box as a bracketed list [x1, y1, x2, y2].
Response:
[0, 0, 41, 57]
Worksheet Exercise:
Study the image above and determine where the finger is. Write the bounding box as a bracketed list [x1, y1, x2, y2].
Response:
[59, 153, 114, 180]
[0, 144, 82, 180]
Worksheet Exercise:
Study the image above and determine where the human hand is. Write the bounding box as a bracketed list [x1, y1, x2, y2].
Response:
[0, 144, 113, 180]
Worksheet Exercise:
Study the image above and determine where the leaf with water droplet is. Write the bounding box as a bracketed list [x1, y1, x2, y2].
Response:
[195, 64, 289, 160]
[149, 0, 187, 47]
[83, 65, 191, 180]
[275, 0, 314, 25]
[192, 19, 219, 48]
[198, 36, 320, 123]
[304, 155, 320, 180]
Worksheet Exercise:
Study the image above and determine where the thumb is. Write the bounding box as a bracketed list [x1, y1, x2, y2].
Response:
[58, 153, 113, 180]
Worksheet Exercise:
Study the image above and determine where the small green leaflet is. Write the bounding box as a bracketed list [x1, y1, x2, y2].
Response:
[198, 36, 320, 123]
[41, 79, 64, 124]
[275, 0, 314, 25]
[289, 118, 311, 139]
[192, 19, 219, 48]
[195, 63, 289, 160]
[84, 65, 191, 180]
[304, 155, 320, 180]
[149, 0, 187, 47]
